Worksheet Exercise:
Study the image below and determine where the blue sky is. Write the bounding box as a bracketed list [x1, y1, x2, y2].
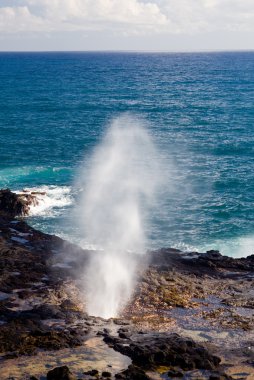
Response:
[0, 0, 253, 51]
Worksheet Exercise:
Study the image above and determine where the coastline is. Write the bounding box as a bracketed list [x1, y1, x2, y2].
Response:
[0, 190, 253, 379]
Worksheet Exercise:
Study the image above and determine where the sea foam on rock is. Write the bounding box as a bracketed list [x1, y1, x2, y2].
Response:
[0, 188, 39, 217]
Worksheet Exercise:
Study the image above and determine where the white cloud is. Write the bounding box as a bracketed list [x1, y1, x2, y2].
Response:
[158, 0, 254, 33]
[0, 0, 253, 35]
[0, 0, 167, 34]
[0, 6, 44, 33]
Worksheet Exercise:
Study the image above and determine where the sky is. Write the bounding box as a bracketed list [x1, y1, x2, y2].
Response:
[0, 0, 253, 51]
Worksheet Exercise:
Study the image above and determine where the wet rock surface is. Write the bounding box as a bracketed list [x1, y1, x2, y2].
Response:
[104, 331, 221, 370]
[0, 189, 40, 217]
[0, 213, 92, 358]
[125, 248, 254, 331]
[0, 190, 253, 379]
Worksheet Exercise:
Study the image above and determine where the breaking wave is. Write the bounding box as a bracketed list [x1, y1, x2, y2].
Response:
[14, 185, 74, 217]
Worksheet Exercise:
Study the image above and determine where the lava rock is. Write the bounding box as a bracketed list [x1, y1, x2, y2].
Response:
[104, 332, 221, 371]
[34, 304, 65, 319]
[115, 365, 150, 380]
[101, 371, 111, 377]
[167, 369, 183, 377]
[0, 189, 38, 217]
[0, 320, 83, 355]
[47, 366, 76, 380]
[209, 372, 233, 380]
[83, 369, 99, 376]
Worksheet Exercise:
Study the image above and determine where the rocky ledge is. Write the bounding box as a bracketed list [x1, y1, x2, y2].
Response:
[0, 190, 253, 379]
[0, 188, 43, 217]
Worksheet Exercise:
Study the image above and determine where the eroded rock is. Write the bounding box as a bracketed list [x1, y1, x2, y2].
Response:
[104, 332, 220, 371]
[0, 189, 39, 217]
[115, 365, 151, 380]
[47, 366, 76, 380]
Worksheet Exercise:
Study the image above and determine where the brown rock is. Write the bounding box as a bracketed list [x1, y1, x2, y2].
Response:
[47, 366, 76, 380]
[115, 365, 151, 380]
[0, 188, 38, 217]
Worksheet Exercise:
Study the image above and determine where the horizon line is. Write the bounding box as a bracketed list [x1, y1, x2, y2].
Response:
[0, 48, 254, 54]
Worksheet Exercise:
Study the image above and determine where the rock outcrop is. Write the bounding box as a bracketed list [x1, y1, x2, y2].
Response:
[0, 189, 253, 379]
[0, 188, 39, 217]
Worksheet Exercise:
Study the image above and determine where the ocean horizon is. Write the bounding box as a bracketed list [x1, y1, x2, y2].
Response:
[1, 51, 253, 257]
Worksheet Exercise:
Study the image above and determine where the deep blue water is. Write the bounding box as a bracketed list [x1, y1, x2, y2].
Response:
[0, 52, 254, 257]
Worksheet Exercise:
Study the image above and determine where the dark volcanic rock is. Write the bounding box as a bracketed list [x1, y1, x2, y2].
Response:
[101, 371, 112, 377]
[148, 248, 254, 275]
[83, 369, 99, 376]
[0, 188, 38, 217]
[209, 372, 233, 380]
[0, 319, 83, 356]
[197, 250, 254, 272]
[104, 332, 220, 371]
[167, 369, 183, 377]
[0, 206, 92, 359]
[115, 365, 151, 380]
[34, 304, 65, 320]
[47, 366, 76, 380]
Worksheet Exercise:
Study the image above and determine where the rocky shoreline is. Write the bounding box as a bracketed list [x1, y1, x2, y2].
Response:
[0, 190, 253, 379]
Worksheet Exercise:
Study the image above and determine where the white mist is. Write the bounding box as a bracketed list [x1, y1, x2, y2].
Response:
[79, 114, 160, 318]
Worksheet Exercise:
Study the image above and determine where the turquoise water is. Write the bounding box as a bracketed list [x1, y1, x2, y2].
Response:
[0, 52, 254, 257]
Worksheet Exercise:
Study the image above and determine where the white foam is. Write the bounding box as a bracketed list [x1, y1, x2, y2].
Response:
[172, 242, 199, 252]
[15, 185, 73, 217]
[199, 235, 254, 258]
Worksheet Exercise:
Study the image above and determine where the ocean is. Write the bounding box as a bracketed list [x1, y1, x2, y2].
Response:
[0, 51, 253, 257]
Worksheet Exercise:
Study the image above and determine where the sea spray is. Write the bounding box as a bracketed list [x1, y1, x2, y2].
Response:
[79, 114, 161, 318]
